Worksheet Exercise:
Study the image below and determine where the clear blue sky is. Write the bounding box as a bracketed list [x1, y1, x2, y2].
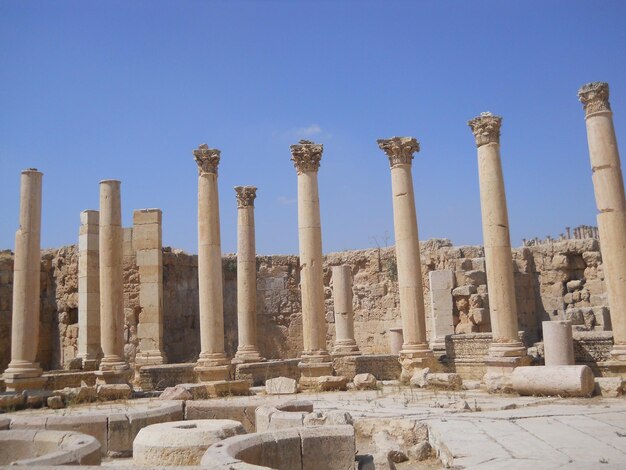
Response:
[1, 1, 625, 255]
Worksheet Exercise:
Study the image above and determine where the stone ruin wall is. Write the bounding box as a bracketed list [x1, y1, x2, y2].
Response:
[0, 237, 611, 372]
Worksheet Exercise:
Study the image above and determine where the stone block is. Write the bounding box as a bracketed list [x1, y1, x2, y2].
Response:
[79, 233, 99, 252]
[429, 270, 454, 290]
[353, 373, 377, 390]
[464, 270, 487, 286]
[80, 210, 99, 225]
[316, 375, 348, 391]
[78, 276, 99, 295]
[133, 208, 162, 225]
[136, 249, 161, 267]
[45, 414, 108, 455]
[139, 264, 163, 283]
[133, 224, 161, 251]
[300, 425, 355, 470]
[139, 282, 162, 309]
[159, 385, 193, 401]
[594, 377, 624, 397]
[452, 285, 476, 297]
[426, 372, 462, 390]
[97, 384, 132, 401]
[266, 376, 297, 395]
[204, 380, 250, 397]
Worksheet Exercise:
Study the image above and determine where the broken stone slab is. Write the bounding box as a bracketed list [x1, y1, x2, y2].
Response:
[353, 373, 377, 390]
[158, 385, 193, 401]
[0, 391, 26, 411]
[204, 380, 250, 397]
[426, 373, 463, 390]
[315, 375, 348, 391]
[266, 376, 297, 395]
[57, 385, 97, 404]
[97, 384, 132, 401]
[594, 377, 624, 397]
[409, 368, 430, 388]
[408, 441, 432, 461]
[512, 365, 595, 397]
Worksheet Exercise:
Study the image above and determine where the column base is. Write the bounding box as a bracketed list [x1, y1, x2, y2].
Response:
[331, 341, 361, 357]
[232, 347, 265, 364]
[195, 352, 232, 382]
[3, 361, 45, 392]
[610, 343, 626, 362]
[96, 356, 132, 385]
[298, 351, 333, 390]
[483, 349, 531, 393]
[135, 351, 167, 367]
[399, 344, 436, 382]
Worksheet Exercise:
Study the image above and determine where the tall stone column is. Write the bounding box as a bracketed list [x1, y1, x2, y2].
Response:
[331, 265, 360, 356]
[290, 140, 333, 387]
[468, 113, 528, 385]
[134, 209, 167, 374]
[77, 210, 101, 370]
[377, 137, 434, 379]
[95, 180, 131, 384]
[194, 144, 231, 382]
[578, 82, 626, 369]
[3, 169, 46, 392]
[233, 186, 264, 363]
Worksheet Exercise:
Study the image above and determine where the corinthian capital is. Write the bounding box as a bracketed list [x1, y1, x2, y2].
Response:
[193, 144, 221, 175]
[377, 136, 420, 167]
[468, 112, 502, 147]
[578, 82, 611, 117]
[234, 186, 257, 208]
[290, 140, 323, 174]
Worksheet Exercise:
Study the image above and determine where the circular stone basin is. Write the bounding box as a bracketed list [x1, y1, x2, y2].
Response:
[133, 419, 246, 466]
[0, 429, 101, 466]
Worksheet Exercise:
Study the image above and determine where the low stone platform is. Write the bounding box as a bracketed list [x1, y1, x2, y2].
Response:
[332, 354, 401, 381]
[138, 363, 195, 391]
[43, 370, 97, 390]
[234, 358, 300, 385]
[3, 399, 183, 457]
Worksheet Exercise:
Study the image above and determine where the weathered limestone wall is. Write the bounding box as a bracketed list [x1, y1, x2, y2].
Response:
[0, 238, 610, 371]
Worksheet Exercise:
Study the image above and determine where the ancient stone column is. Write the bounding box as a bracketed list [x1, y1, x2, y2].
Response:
[331, 265, 360, 356]
[194, 144, 231, 382]
[96, 180, 131, 384]
[3, 169, 46, 392]
[578, 82, 626, 367]
[468, 113, 528, 383]
[134, 209, 166, 373]
[233, 186, 264, 363]
[542, 320, 575, 366]
[76, 210, 101, 370]
[377, 137, 434, 379]
[290, 140, 333, 386]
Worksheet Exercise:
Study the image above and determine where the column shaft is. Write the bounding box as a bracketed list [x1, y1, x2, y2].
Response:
[194, 144, 230, 382]
[234, 186, 263, 362]
[331, 265, 360, 356]
[77, 210, 101, 370]
[579, 82, 626, 361]
[96, 180, 130, 384]
[3, 169, 45, 391]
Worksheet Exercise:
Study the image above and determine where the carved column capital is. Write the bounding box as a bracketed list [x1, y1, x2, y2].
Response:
[578, 82, 611, 117]
[290, 140, 323, 174]
[234, 186, 257, 208]
[468, 112, 502, 147]
[194, 144, 221, 175]
[377, 136, 420, 167]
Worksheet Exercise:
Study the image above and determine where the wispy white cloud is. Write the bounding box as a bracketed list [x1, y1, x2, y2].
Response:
[277, 196, 297, 205]
[280, 123, 332, 140]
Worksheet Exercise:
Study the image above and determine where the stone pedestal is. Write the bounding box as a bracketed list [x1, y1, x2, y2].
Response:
[578, 82, 626, 374]
[290, 140, 333, 387]
[233, 186, 264, 363]
[95, 180, 131, 385]
[76, 210, 102, 371]
[468, 114, 529, 386]
[3, 169, 46, 392]
[428, 270, 456, 354]
[134, 209, 167, 375]
[193, 145, 231, 382]
[543, 320, 575, 366]
[331, 265, 360, 356]
[377, 137, 435, 380]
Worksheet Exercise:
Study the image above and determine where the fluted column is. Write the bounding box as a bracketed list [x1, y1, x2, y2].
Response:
[233, 186, 264, 363]
[96, 180, 131, 384]
[331, 265, 360, 356]
[291, 140, 333, 386]
[77, 210, 101, 370]
[468, 113, 527, 382]
[194, 144, 230, 382]
[377, 137, 434, 379]
[3, 169, 46, 392]
[578, 82, 626, 364]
